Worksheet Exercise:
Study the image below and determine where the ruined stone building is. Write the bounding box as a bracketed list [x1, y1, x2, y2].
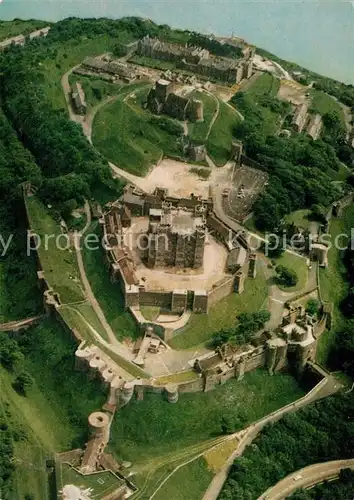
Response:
[307, 113, 322, 140]
[71, 82, 87, 115]
[82, 56, 137, 83]
[137, 35, 253, 85]
[142, 205, 206, 269]
[292, 102, 308, 133]
[137, 35, 209, 64]
[147, 78, 204, 121]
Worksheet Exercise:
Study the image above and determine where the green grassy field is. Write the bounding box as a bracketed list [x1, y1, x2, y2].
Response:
[109, 369, 305, 463]
[188, 90, 218, 143]
[82, 223, 137, 341]
[130, 54, 177, 71]
[152, 457, 213, 500]
[92, 87, 183, 176]
[26, 196, 85, 304]
[207, 99, 241, 166]
[310, 89, 345, 123]
[169, 262, 268, 350]
[0, 19, 49, 40]
[273, 252, 309, 293]
[245, 72, 280, 97]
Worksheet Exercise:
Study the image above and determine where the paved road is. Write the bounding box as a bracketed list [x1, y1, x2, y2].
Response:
[202, 374, 340, 500]
[258, 459, 354, 500]
[0, 315, 42, 332]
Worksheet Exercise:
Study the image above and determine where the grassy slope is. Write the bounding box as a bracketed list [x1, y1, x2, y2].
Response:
[41, 34, 131, 109]
[310, 89, 345, 123]
[317, 205, 354, 364]
[109, 369, 305, 463]
[0, 318, 105, 499]
[188, 90, 218, 143]
[0, 19, 49, 40]
[207, 99, 241, 166]
[26, 196, 85, 304]
[82, 223, 137, 341]
[245, 72, 280, 97]
[169, 262, 268, 350]
[153, 457, 213, 500]
[274, 253, 309, 293]
[92, 87, 183, 176]
[243, 72, 281, 136]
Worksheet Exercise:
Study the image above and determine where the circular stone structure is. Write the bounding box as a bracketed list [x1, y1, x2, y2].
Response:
[165, 383, 179, 403]
[120, 380, 136, 406]
[88, 411, 109, 437]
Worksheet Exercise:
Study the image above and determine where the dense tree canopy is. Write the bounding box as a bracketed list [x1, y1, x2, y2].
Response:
[220, 394, 354, 499]
[232, 92, 343, 230]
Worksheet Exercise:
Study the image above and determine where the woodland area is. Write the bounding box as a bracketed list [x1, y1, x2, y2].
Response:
[219, 394, 354, 499]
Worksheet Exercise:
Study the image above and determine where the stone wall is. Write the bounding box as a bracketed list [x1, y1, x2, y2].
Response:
[208, 276, 235, 307]
[139, 290, 172, 308]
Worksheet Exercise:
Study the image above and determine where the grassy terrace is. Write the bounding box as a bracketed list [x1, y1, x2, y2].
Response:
[82, 224, 137, 341]
[188, 90, 218, 143]
[169, 262, 268, 350]
[207, 99, 241, 166]
[92, 86, 183, 176]
[26, 196, 84, 304]
[109, 369, 305, 463]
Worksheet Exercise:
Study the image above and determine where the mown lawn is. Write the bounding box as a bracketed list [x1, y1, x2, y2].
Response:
[188, 90, 218, 143]
[82, 223, 137, 341]
[273, 252, 309, 293]
[169, 261, 268, 350]
[153, 457, 213, 500]
[285, 209, 312, 230]
[26, 197, 85, 304]
[207, 99, 241, 166]
[109, 369, 305, 463]
[92, 88, 183, 176]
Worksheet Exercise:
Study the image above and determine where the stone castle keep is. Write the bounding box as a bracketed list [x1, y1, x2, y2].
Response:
[100, 185, 253, 313]
[147, 78, 205, 121]
[143, 204, 206, 269]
